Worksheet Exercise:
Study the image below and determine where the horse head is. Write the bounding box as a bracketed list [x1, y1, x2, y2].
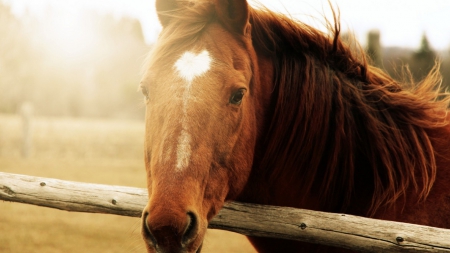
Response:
[140, 0, 270, 252]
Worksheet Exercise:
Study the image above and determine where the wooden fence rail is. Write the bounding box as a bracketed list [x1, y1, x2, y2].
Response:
[1, 172, 450, 252]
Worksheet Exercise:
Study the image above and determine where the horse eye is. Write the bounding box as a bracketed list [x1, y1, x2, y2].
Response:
[229, 88, 246, 105]
[140, 85, 149, 100]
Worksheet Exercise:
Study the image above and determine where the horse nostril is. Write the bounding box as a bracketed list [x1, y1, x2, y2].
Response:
[182, 211, 198, 244]
[142, 212, 157, 246]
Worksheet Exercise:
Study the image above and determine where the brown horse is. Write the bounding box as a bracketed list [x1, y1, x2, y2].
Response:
[139, 0, 450, 252]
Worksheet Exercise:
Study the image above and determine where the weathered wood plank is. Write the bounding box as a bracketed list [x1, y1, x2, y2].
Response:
[0, 172, 147, 217]
[1, 172, 449, 252]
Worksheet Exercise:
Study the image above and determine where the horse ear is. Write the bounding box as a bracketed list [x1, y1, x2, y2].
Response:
[215, 0, 250, 35]
[155, 0, 178, 27]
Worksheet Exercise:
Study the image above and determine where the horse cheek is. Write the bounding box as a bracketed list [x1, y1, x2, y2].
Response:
[227, 103, 257, 199]
[203, 168, 230, 220]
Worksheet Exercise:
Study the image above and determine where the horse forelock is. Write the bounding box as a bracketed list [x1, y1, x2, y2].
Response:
[249, 7, 450, 215]
[143, 1, 215, 75]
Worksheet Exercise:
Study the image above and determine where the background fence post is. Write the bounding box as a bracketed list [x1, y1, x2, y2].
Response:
[20, 102, 33, 158]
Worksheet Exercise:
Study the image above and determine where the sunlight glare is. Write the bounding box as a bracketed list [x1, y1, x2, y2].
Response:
[39, 9, 99, 62]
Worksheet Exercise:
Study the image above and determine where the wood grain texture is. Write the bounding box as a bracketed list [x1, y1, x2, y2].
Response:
[1, 172, 449, 252]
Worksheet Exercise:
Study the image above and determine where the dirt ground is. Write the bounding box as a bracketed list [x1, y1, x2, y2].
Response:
[0, 114, 256, 253]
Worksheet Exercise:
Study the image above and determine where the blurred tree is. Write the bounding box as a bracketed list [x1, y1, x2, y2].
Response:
[366, 30, 382, 68]
[410, 33, 437, 81]
[0, 2, 35, 113]
[0, 3, 150, 119]
[441, 50, 450, 92]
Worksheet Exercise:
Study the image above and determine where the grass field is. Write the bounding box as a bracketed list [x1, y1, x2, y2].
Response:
[0, 114, 256, 253]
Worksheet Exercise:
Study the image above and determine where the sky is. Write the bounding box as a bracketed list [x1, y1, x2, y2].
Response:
[4, 0, 450, 50]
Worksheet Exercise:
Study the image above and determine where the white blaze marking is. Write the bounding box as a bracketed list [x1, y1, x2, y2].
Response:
[173, 50, 212, 171]
[175, 50, 212, 83]
[176, 129, 191, 169]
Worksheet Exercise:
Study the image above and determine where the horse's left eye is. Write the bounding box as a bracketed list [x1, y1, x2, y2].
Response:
[229, 88, 246, 105]
[140, 85, 149, 100]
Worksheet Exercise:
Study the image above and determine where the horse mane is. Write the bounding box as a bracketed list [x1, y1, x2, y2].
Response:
[250, 7, 450, 215]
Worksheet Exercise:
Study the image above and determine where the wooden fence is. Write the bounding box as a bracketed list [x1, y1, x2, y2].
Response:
[1, 171, 450, 252]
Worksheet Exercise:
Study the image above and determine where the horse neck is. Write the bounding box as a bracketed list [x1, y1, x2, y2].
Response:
[242, 56, 450, 216]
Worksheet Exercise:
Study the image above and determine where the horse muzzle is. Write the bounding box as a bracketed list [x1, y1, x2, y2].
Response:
[142, 207, 205, 253]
